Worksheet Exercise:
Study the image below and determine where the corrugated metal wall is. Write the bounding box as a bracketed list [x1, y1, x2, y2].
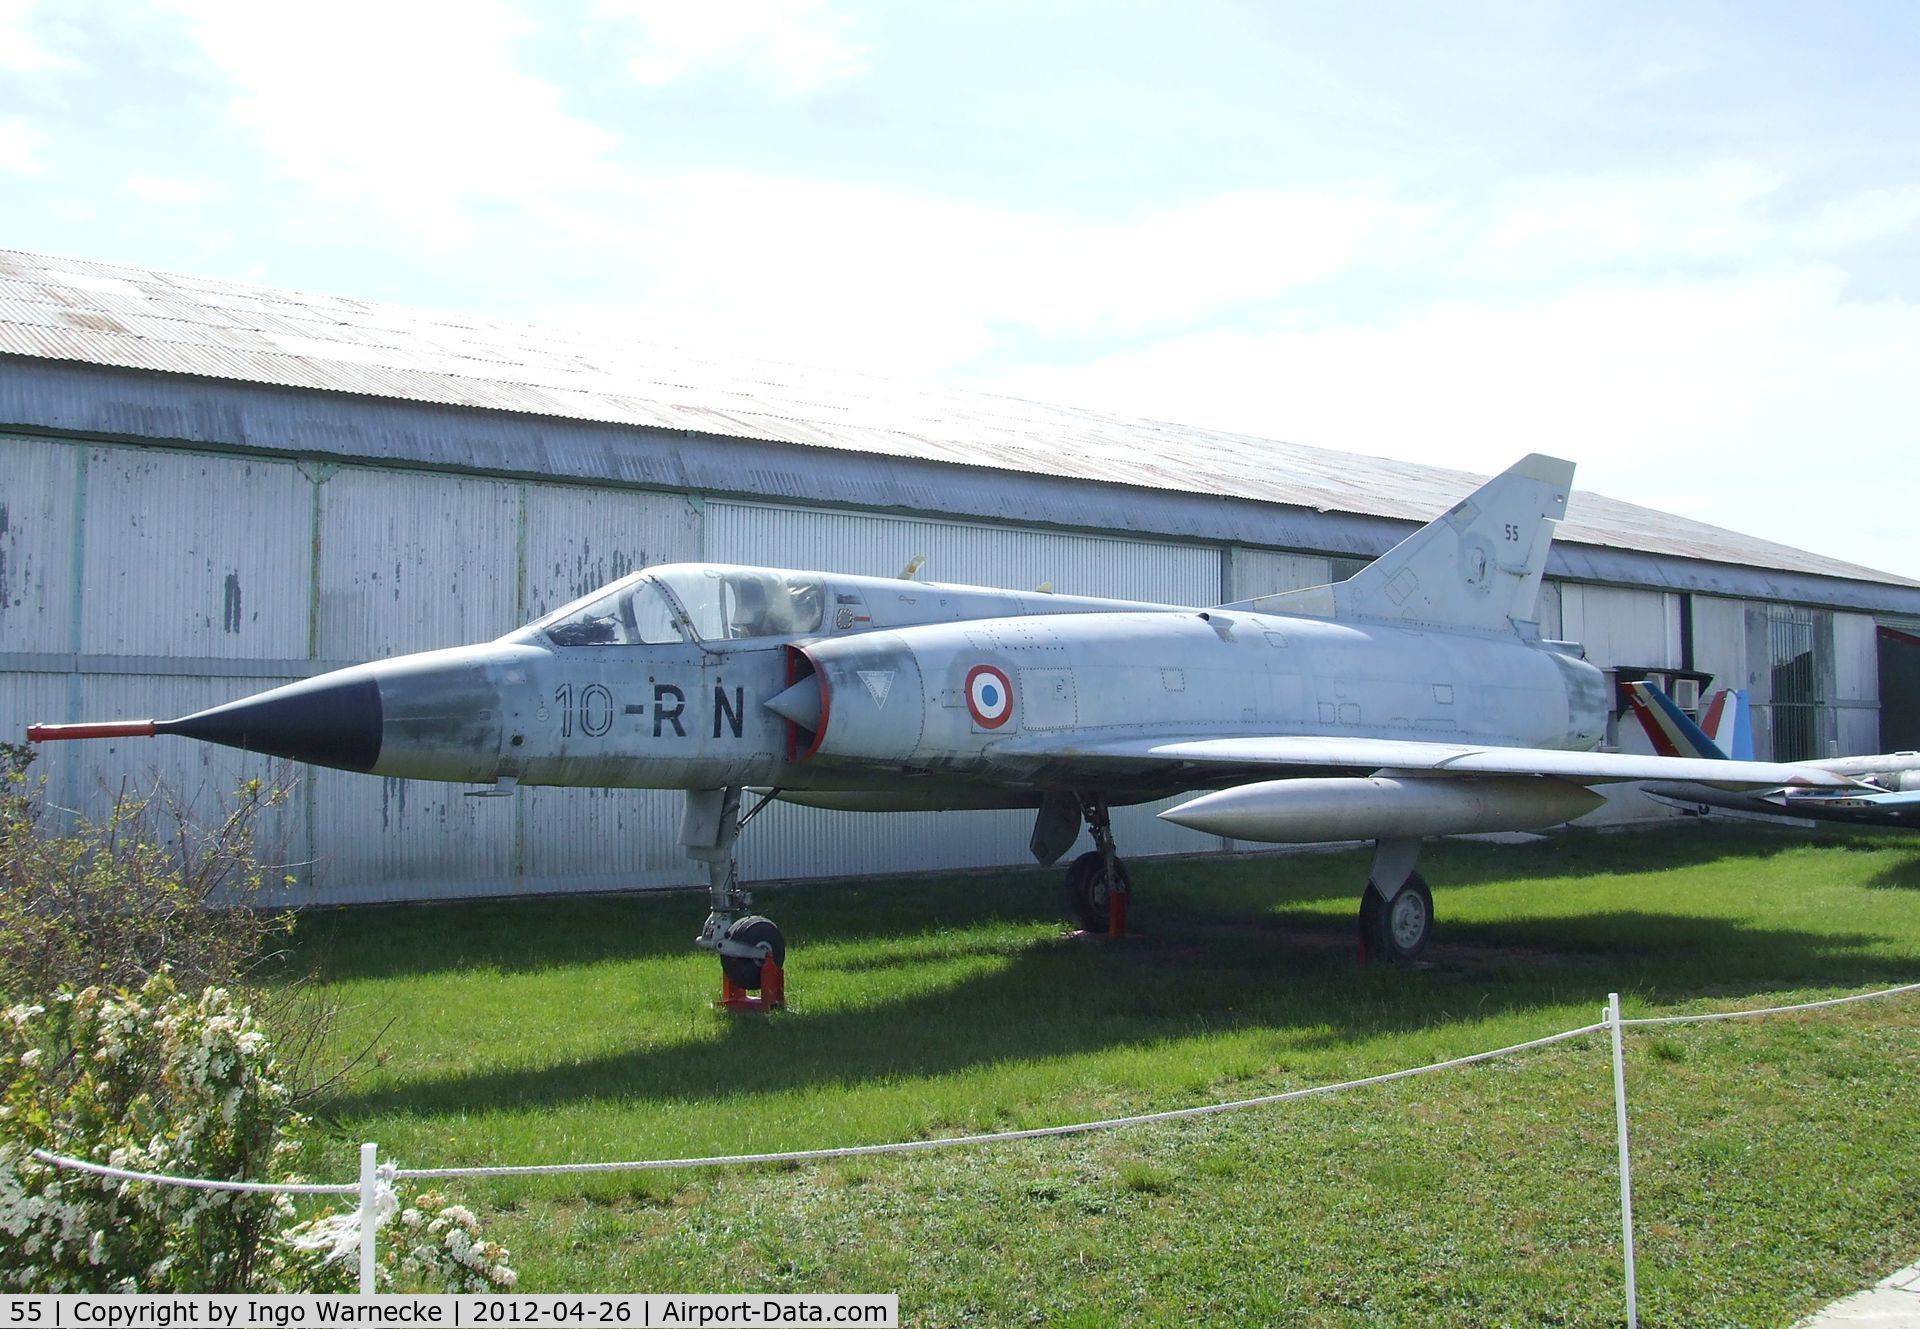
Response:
[0, 435, 706, 905]
[316, 470, 519, 660]
[1, 436, 78, 654]
[84, 449, 311, 659]
[2, 440, 316, 878]
[1226, 549, 1331, 600]
[1559, 584, 1678, 667]
[705, 502, 1222, 604]
[1832, 613, 1880, 757]
[1692, 596, 1749, 693]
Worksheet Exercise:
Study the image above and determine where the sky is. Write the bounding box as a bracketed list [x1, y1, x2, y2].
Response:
[2, 0, 1917, 578]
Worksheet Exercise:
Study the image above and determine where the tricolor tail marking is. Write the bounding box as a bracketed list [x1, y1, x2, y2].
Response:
[1623, 681, 1726, 760]
[1698, 688, 1755, 761]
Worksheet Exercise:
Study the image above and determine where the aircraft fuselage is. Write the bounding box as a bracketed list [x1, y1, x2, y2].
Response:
[236, 564, 1608, 810]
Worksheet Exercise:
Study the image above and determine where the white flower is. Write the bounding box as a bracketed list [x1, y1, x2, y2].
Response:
[3, 1004, 44, 1030]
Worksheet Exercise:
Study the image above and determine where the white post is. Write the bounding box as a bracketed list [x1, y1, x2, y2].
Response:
[1608, 994, 1639, 1329]
[360, 1144, 378, 1298]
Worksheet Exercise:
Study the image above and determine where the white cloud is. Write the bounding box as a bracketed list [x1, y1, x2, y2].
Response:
[128, 0, 1919, 583]
[125, 174, 206, 204]
[1466, 164, 1786, 273]
[602, 0, 867, 94]
[1794, 185, 1920, 252]
[165, 0, 618, 242]
[1377, 168, 1920, 299]
[0, 115, 47, 172]
[0, 0, 79, 72]
[520, 159, 1913, 388]
[531, 175, 1417, 376]
[970, 270, 1920, 579]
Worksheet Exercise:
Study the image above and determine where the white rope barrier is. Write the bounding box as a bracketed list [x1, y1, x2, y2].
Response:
[396, 1021, 1608, 1179]
[29, 981, 1914, 1189]
[27, 1150, 359, 1195]
[1620, 979, 1920, 1027]
[24, 978, 1915, 1303]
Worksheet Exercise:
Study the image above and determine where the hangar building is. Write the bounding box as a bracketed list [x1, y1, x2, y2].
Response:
[3, 246, 1918, 905]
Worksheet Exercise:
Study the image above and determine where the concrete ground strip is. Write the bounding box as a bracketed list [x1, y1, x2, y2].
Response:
[1796, 1259, 1920, 1327]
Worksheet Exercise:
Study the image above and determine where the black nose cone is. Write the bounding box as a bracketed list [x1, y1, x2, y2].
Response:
[157, 671, 383, 772]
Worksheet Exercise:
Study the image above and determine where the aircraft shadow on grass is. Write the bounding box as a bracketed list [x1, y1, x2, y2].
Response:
[297, 821, 1917, 983]
[1867, 857, 1920, 890]
[319, 867, 1919, 1124]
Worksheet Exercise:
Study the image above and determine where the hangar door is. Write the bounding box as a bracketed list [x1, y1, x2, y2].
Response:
[1878, 627, 1920, 751]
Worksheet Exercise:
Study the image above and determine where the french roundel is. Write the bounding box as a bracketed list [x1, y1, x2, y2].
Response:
[965, 664, 1014, 729]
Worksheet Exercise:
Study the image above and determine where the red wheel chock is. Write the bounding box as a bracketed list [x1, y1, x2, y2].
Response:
[716, 954, 785, 1013]
[1107, 889, 1129, 940]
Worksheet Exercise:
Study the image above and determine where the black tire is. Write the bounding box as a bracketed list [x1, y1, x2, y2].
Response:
[721, 915, 786, 990]
[1358, 883, 1384, 956]
[1362, 874, 1433, 964]
[1065, 850, 1130, 932]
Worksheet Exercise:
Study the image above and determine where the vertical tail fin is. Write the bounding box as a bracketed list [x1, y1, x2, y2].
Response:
[1228, 454, 1573, 634]
[1624, 681, 1731, 759]
[1697, 687, 1755, 761]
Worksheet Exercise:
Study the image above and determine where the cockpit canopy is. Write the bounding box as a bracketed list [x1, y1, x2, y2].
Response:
[531, 566, 827, 646]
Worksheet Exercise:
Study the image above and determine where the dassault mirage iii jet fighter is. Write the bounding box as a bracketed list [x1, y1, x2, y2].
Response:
[28, 455, 1870, 987]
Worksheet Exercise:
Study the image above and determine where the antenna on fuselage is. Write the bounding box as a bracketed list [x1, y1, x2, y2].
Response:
[898, 555, 926, 580]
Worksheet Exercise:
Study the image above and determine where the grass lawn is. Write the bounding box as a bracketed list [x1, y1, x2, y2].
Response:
[282, 823, 1920, 1326]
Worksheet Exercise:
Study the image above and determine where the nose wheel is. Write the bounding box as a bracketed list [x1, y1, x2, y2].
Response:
[719, 915, 786, 990]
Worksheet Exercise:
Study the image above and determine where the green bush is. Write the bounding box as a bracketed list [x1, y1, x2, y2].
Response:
[0, 973, 515, 1293]
[0, 743, 294, 1001]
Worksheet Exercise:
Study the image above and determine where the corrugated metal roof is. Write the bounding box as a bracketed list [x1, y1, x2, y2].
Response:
[0, 244, 1911, 590]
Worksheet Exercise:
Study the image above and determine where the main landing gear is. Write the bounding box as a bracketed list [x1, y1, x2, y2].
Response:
[684, 786, 786, 1009]
[1062, 795, 1131, 937]
[1358, 837, 1434, 964]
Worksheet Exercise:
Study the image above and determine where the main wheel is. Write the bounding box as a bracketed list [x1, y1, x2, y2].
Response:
[720, 915, 786, 990]
[1360, 874, 1433, 964]
[1065, 850, 1130, 932]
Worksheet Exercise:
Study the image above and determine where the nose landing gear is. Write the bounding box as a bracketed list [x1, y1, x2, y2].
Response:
[685, 786, 787, 1010]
